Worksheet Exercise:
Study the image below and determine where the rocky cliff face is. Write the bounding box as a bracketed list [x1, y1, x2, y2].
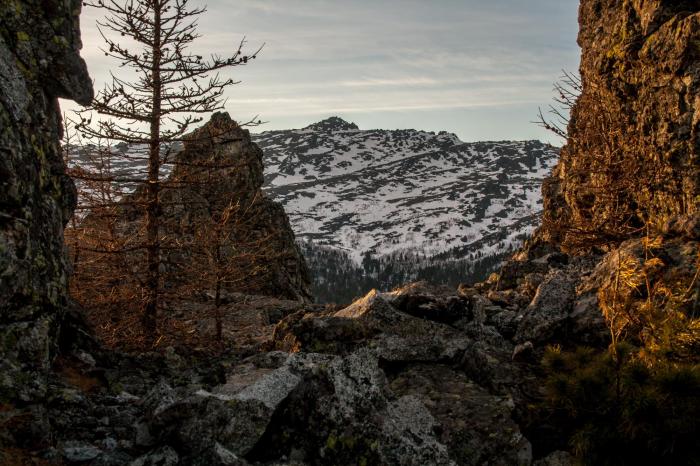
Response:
[165, 112, 313, 302]
[541, 0, 700, 249]
[0, 0, 92, 403]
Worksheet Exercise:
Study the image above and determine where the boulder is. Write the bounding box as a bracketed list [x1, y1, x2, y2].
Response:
[387, 281, 471, 324]
[60, 441, 102, 462]
[515, 271, 577, 343]
[379, 395, 454, 466]
[130, 446, 179, 466]
[388, 364, 531, 466]
[533, 450, 574, 466]
[0, 0, 92, 405]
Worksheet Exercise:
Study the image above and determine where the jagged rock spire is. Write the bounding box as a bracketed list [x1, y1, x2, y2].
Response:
[304, 116, 360, 132]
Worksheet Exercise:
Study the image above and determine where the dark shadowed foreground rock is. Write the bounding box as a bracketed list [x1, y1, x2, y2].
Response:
[137, 344, 524, 465]
[83, 256, 606, 465]
[20, 227, 696, 465]
[28, 258, 599, 465]
[0, 0, 92, 419]
[515, 271, 577, 343]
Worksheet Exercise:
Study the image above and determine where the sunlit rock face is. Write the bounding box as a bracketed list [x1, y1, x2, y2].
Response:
[0, 0, 93, 402]
[540, 0, 700, 249]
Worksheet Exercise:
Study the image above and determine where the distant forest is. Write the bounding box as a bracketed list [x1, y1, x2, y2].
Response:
[300, 241, 511, 304]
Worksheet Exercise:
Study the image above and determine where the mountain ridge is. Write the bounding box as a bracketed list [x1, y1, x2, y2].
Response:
[64, 116, 559, 303]
[254, 118, 559, 302]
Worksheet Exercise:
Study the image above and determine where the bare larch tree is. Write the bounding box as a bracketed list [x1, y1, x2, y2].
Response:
[534, 70, 582, 140]
[74, 0, 260, 335]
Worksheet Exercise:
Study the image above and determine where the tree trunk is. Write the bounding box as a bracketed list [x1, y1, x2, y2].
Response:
[215, 242, 223, 342]
[142, 0, 163, 338]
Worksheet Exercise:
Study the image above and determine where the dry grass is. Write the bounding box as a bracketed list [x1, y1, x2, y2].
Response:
[598, 235, 700, 363]
[78, 295, 280, 355]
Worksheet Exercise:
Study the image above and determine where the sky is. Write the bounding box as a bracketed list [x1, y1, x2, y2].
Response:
[62, 0, 581, 144]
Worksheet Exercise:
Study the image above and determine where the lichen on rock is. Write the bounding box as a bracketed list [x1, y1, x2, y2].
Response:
[0, 0, 92, 405]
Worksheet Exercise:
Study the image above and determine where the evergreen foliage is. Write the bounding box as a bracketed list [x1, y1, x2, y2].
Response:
[542, 344, 700, 466]
[300, 241, 509, 304]
[541, 235, 700, 465]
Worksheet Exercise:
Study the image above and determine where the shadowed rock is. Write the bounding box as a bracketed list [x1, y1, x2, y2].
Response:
[0, 0, 92, 406]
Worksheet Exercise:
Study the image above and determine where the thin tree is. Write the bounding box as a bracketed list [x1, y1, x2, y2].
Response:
[534, 70, 581, 140]
[74, 0, 261, 336]
[188, 194, 276, 344]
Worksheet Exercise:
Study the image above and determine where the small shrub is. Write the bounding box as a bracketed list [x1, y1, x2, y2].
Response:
[542, 344, 700, 465]
[540, 234, 700, 465]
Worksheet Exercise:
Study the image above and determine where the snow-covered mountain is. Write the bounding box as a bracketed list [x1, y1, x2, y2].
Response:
[253, 117, 559, 303]
[65, 116, 559, 304]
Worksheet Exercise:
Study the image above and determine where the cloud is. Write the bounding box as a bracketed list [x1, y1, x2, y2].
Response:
[340, 77, 438, 87]
[254, 99, 543, 118]
[64, 0, 580, 144]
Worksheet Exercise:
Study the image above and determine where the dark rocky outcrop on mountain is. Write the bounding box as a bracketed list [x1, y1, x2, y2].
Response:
[163, 112, 313, 302]
[302, 116, 359, 132]
[541, 0, 700, 249]
[0, 0, 92, 406]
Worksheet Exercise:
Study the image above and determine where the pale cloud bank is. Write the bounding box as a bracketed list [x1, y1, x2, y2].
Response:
[63, 0, 580, 143]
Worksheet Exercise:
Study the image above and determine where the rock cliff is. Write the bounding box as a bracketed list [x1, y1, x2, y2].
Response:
[159, 112, 313, 302]
[0, 0, 92, 404]
[541, 0, 700, 249]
